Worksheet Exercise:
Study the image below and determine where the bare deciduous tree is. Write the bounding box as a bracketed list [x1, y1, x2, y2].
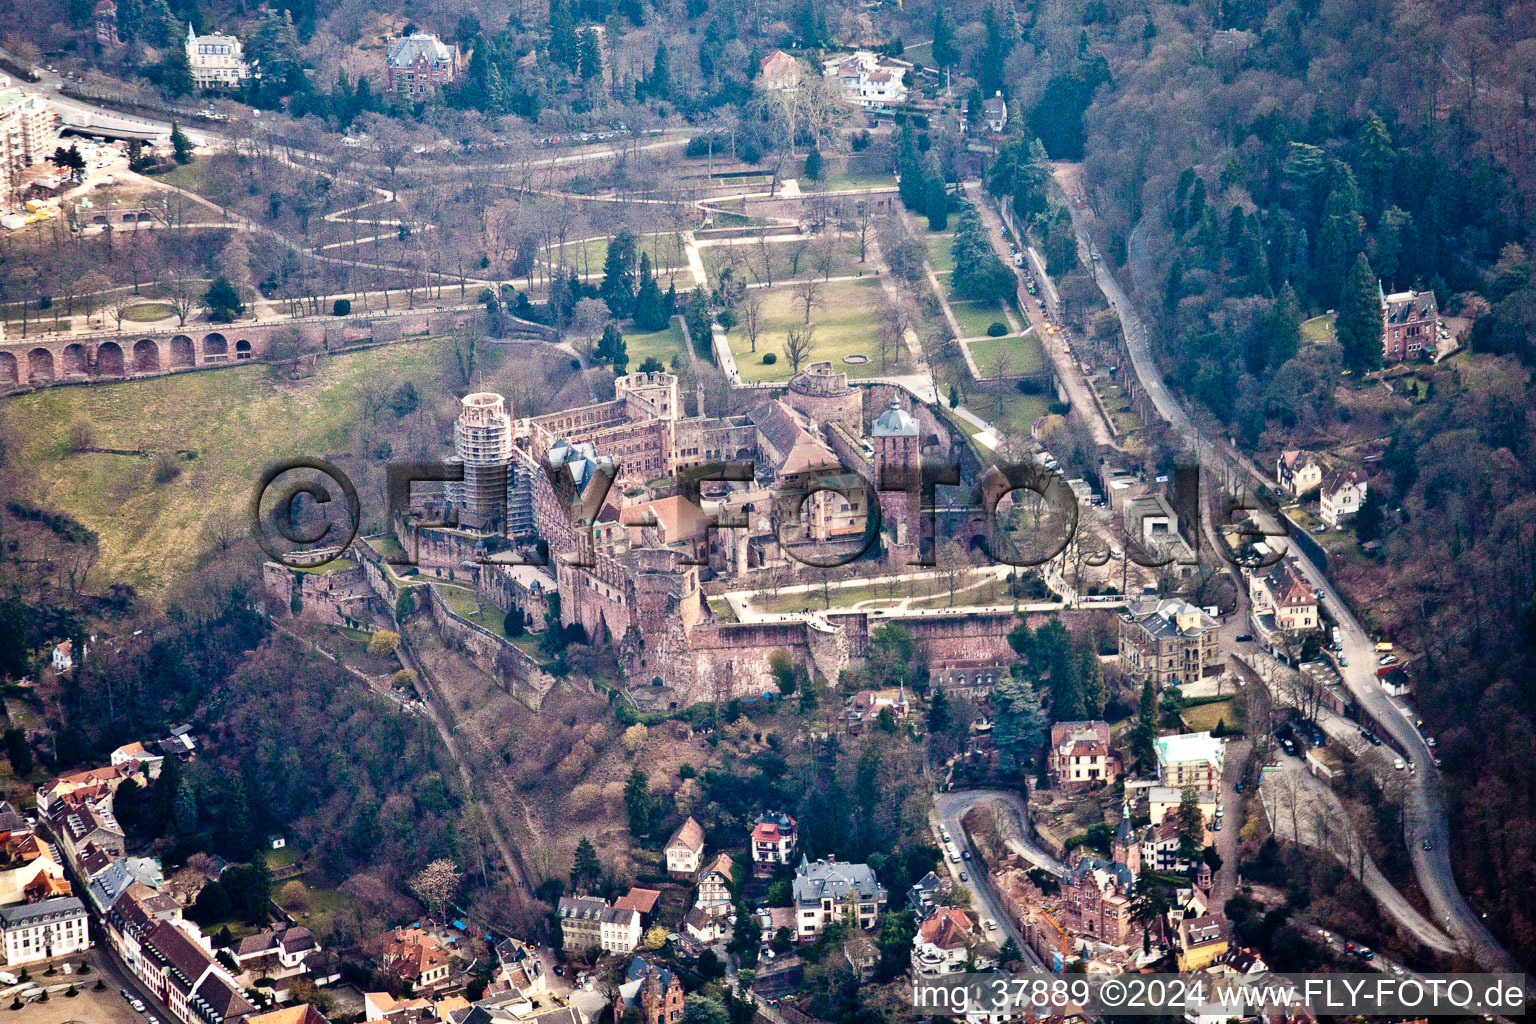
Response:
[784, 324, 814, 373]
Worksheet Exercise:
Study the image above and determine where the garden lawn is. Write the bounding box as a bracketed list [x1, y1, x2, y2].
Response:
[950, 298, 1012, 339]
[804, 169, 897, 192]
[702, 236, 866, 287]
[1301, 314, 1336, 344]
[966, 334, 1045, 378]
[435, 584, 511, 638]
[925, 234, 956, 274]
[979, 390, 1052, 437]
[123, 302, 175, 322]
[1182, 698, 1241, 733]
[726, 279, 909, 383]
[0, 339, 449, 595]
[623, 320, 688, 372]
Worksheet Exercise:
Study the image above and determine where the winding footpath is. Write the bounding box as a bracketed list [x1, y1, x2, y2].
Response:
[1061, 168, 1517, 973]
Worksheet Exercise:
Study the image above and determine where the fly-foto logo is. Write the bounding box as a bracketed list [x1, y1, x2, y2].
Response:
[250, 455, 1289, 571]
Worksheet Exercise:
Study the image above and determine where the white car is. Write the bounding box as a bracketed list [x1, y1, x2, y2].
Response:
[131, 999, 145, 1012]
[985, 919, 998, 931]
[1393, 758, 1406, 770]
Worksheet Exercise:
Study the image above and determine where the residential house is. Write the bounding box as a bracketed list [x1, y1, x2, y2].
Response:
[791, 857, 887, 941]
[758, 50, 801, 92]
[664, 817, 705, 878]
[1154, 733, 1226, 791]
[37, 764, 129, 813]
[612, 957, 685, 1024]
[821, 50, 910, 109]
[490, 937, 546, 1000]
[911, 907, 974, 977]
[1176, 914, 1230, 972]
[245, 1007, 332, 1024]
[1276, 450, 1324, 499]
[906, 871, 944, 921]
[1148, 786, 1217, 828]
[0, 833, 68, 907]
[845, 687, 909, 733]
[695, 854, 734, 916]
[844, 936, 879, 981]
[1139, 818, 1193, 874]
[1048, 720, 1118, 791]
[599, 906, 642, 954]
[982, 92, 1007, 133]
[246, 1007, 332, 1024]
[613, 887, 662, 928]
[385, 34, 462, 99]
[557, 895, 607, 952]
[1248, 560, 1319, 648]
[1380, 285, 1438, 363]
[231, 924, 319, 979]
[1060, 856, 1135, 946]
[163, 723, 198, 757]
[185, 23, 252, 91]
[749, 811, 797, 874]
[1118, 600, 1222, 687]
[51, 641, 73, 671]
[131, 919, 255, 1024]
[48, 799, 125, 866]
[110, 741, 165, 776]
[0, 896, 88, 966]
[1319, 469, 1367, 529]
[362, 928, 452, 990]
[681, 906, 727, 945]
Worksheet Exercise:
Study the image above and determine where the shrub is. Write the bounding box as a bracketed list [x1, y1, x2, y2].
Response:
[66, 417, 96, 452]
[762, 352, 777, 365]
[152, 450, 182, 485]
[1048, 401, 1070, 415]
[986, 322, 1008, 337]
[332, 298, 351, 316]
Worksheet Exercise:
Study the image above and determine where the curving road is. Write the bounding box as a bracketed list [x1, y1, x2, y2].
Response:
[1064, 180, 1516, 973]
[934, 788, 1068, 973]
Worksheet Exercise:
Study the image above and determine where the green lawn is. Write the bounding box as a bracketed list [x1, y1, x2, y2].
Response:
[276, 882, 353, 942]
[966, 334, 1045, 378]
[0, 339, 449, 594]
[1182, 698, 1242, 733]
[725, 279, 910, 383]
[624, 320, 688, 372]
[435, 584, 511, 638]
[979, 390, 1052, 437]
[804, 170, 896, 192]
[702, 236, 866, 287]
[1301, 314, 1336, 345]
[925, 234, 956, 274]
[122, 302, 174, 322]
[950, 299, 1012, 339]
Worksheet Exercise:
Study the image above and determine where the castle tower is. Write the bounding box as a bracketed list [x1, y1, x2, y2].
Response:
[1111, 800, 1140, 876]
[449, 393, 513, 533]
[870, 396, 921, 553]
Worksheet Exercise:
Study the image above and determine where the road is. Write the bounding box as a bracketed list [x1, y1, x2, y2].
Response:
[964, 182, 1116, 448]
[934, 788, 1067, 972]
[1064, 171, 1516, 973]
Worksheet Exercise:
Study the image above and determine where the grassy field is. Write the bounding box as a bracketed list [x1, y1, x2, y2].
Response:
[977, 389, 1052, 437]
[925, 233, 956, 274]
[725, 279, 909, 383]
[803, 170, 896, 193]
[966, 334, 1046, 378]
[623, 320, 688, 371]
[1182, 697, 1242, 733]
[746, 569, 1009, 613]
[1, 339, 449, 595]
[436, 584, 511, 637]
[950, 298, 1012, 339]
[123, 302, 175, 322]
[702, 236, 867, 287]
[276, 880, 354, 942]
[1301, 314, 1337, 344]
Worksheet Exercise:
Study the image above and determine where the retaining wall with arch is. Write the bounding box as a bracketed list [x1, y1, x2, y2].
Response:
[0, 306, 545, 393]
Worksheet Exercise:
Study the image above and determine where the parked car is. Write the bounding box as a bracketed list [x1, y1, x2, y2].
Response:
[1394, 758, 1406, 770]
[1423, 838, 1432, 850]
[1356, 947, 1375, 961]
[959, 871, 969, 882]
[1426, 736, 1437, 749]
[1379, 653, 1398, 665]
[1280, 737, 1298, 756]
[962, 850, 971, 860]
[985, 919, 998, 931]
[1339, 655, 1349, 666]
[1213, 819, 1222, 831]
[1236, 634, 1254, 642]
